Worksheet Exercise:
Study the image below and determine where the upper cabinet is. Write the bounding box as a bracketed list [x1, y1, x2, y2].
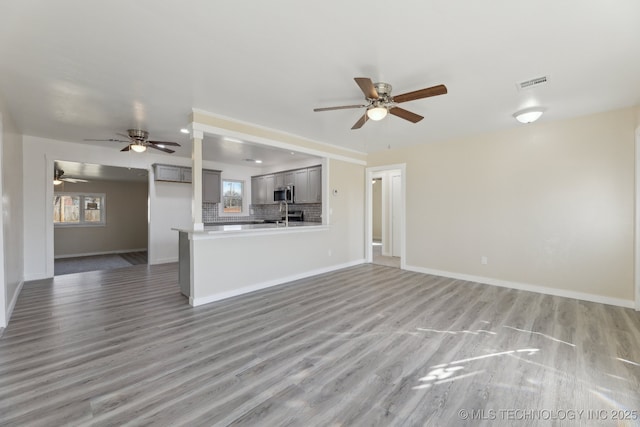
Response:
[154, 164, 190, 183]
[307, 166, 322, 203]
[251, 165, 321, 205]
[293, 169, 308, 203]
[154, 164, 221, 203]
[202, 170, 221, 203]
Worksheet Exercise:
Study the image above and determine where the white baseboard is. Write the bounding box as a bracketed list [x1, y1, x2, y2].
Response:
[191, 259, 366, 307]
[5, 280, 24, 326]
[54, 248, 147, 259]
[150, 257, 178, 265]
[404, 264, 635, 309]
[24, 273, 49, 282]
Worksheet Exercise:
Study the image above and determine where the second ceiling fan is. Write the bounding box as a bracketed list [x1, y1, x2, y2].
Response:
[314, 77, 447, 129]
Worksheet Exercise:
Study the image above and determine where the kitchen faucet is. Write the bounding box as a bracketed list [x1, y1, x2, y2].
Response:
[279, 200, 289, 227]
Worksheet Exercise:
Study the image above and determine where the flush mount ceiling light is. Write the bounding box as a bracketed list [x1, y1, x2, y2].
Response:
[130, 143, 147, 153]
[513, 107, 545, 124]
[366, 106, 388, 121]
[180, 128, 190, 134]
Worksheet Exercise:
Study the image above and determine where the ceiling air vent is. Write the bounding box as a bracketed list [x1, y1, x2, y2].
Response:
[517, 75, 549, 91]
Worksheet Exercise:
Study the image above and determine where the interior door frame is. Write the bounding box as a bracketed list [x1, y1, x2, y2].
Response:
[635, 127, 640, 311]
[365, 164, 406, 269]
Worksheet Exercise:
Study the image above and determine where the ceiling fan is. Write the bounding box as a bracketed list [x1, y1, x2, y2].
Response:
[53, 169, 89, 186]
[313, 77, 447, 129]
[85, 129, 181, 153]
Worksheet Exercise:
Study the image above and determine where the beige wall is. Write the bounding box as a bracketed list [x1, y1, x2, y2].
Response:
[54, 179, 148, 257]
[368, 107, 637, 303]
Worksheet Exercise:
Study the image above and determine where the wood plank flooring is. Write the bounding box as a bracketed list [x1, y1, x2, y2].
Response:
[1, 263, 640, 426]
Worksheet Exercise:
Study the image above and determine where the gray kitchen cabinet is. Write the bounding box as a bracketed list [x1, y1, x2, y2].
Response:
[202, 169, 221, 203]
[181, 168, 192, 183]
[154, 164, 182, 182]
[154, 164, 193, 183]
[251, 176, 262, 205]
[264, 174, 275, 204]
[283, 171, 295, 187]
[274, 172, 284, 189]
[307, 166, 322, 203]
[251, 165, 322, 204]
[294, 169, 309, 203]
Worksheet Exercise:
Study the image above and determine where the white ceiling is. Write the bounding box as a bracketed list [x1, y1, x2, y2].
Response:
[1, 0, 639, 163]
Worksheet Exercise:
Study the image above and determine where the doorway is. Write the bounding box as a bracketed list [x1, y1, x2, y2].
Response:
[366, 165, 405, 269]
[52, 161, 149, 275]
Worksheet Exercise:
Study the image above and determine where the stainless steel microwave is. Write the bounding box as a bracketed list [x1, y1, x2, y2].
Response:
[274, 185, 294, 203]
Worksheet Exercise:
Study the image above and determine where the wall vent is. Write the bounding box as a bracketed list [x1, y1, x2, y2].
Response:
[517, 75, 549, 90]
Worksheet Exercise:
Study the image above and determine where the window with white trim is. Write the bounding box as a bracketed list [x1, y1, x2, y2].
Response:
[222, 180, 244, 214]
[54, 193, 106, 226]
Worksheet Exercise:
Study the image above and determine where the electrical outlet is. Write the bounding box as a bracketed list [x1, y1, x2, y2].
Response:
[481, 256, 488, 265]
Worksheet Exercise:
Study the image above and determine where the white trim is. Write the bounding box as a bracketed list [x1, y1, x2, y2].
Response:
[405, 264, 635, 309]
[635, 126, 640, 310]
[54, 248, 147, 259]
[191, 259, 366, 306]
[24, 273, 48, 281]
[365, 164, 406, 269]
[191, 108, 367, 157]
[0, 114, 5, 327]
[5, 280, 24, 326]
[150, 257, 179, 265]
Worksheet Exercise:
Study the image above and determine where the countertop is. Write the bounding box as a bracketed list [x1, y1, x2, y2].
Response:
[173, 221, 326, 237]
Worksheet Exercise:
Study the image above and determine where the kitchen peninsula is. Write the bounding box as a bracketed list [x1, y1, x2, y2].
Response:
[174, 110, 366, 309]
[175, 221, 329, 306]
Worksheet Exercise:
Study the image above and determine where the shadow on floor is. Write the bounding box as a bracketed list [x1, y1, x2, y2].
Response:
[54, 251, 148, 276]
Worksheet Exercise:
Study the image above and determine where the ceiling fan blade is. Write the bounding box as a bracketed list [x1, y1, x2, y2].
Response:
[354, 77, 379, 99]
[148, 144, 175, 154]
[121, 145, 132, 152]
[389, 107, 424, 123]
[351, 113, 368, 130]
[392, 84, 448, 104]
[62, 177, 89, 183]
[314, 104, 367, 112]
[84, 138, 129, 143]
[116, 133, 133, 139]
[148, 140, 181, 146]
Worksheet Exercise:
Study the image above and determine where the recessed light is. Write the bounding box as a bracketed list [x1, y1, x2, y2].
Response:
[180, 128, 190, 134]
[255, 160, 263, 164]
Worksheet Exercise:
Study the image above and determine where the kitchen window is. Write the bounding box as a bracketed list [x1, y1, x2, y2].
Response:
[222, 180, 244, 214]
[54, 193, 106, 226]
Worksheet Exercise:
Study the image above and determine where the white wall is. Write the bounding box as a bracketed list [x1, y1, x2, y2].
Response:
[0, 99, 24, 328]
[368, 107, 637, 307]
[22, 135, 261, 280]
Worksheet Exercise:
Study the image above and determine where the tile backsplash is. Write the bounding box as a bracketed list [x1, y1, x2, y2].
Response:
[203, 202, 322, 223]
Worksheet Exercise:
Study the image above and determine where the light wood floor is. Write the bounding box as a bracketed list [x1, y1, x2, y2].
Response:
[1, 263, 640, 426]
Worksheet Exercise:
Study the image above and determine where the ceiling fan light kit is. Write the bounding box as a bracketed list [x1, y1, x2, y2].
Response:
[313, 77, 447, 129]
[367, 106, 388, 121]
[130, 144, 147, 153]
[513, 107, 544, 124]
